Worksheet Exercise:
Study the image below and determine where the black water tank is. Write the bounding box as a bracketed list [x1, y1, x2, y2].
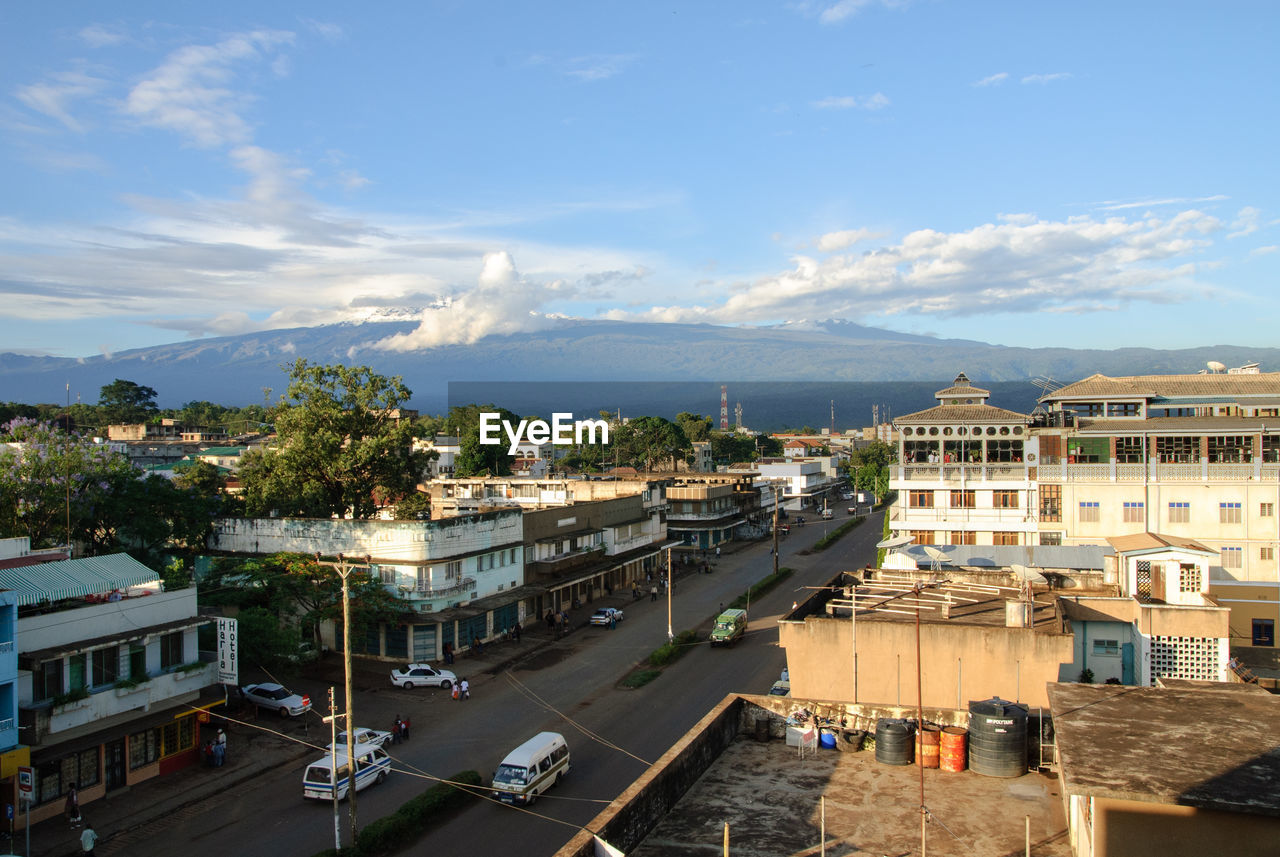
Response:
[875, 718, 914, 766]
[968, 697, 1027, 777]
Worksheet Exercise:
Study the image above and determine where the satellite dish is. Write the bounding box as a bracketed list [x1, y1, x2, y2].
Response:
[877, 534, 914, 550]
[1207, 361, 1226, 373]
[922, 544, 948, 572]
[1010, 563, 1048, 584]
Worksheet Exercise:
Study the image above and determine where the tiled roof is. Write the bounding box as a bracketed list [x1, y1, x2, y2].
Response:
[1106, 533, 1215, 555]
[935, 383, 990, 398]
[895, 404, 1029, 424]
[1045, 372, 1280, 401]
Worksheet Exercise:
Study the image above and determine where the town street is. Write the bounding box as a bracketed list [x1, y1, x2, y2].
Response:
[110, 511, 883, 857]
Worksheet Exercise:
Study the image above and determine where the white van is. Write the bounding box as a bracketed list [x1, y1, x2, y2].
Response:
[491, 732, 570, 805]
[302, 742, 391, 801]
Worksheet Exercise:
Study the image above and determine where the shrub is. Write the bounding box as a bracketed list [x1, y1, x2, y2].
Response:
[648, 630, 699, 667]
[813, 516, 864, 551]
[347, 770, 483, 856]
[622, 669, 662, 688]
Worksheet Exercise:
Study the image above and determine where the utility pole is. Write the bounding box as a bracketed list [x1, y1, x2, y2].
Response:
[322, 687, 342, 851]
[665, 546, 673, 642]
[315, 552, 369, 847]
[772, 484, 780, 578]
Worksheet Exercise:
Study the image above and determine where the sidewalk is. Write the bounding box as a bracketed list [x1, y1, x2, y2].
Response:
[21, 541, 763, 857]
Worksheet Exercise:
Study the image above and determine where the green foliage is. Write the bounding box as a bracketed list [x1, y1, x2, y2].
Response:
[727, 567, 794, 611]
[350, 771, 483, 856]
[235, 606, 304, 671]
[621, 669, 662, 688]
[812, 516, 865, 551]
[675, 412, 713, 443]
[1079, 668, 1095, 684]
[648, 630, 699, 667]
[710, 431, 757, 464]
[98, 379, 159, 425]
[448, 404, 520, 478]
[52, 687, 90, 707]
[391, 492, 431, 520]
[239, 360, 430, 519]
[757, 435, 783, 457]
[612, 415, 691, 471]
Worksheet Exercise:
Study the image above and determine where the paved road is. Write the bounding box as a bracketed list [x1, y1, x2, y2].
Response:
[115, 509, 883, 857]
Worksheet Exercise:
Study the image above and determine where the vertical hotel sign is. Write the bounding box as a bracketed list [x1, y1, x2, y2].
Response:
[216, 617, 238, 685]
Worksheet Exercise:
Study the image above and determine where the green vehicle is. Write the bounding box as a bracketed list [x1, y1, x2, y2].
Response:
[709, 609, 747, 647]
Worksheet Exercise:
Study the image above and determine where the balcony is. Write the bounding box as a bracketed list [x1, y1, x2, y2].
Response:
[403, 577, 476, 599]
[1037, 462, 1280, 484]
[896, 464, 1030, 484]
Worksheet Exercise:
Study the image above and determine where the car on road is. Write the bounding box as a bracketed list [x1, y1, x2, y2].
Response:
[769, 680, 791, 697]
[390, 663, 456, 689]
[329, 727, 393, 751]
[709, 608, 748, 647]
[242, 682, 312, 717]
[589, 607, 624, 626]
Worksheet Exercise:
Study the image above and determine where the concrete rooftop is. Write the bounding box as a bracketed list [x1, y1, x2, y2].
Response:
[1048, 680, 1280, 817]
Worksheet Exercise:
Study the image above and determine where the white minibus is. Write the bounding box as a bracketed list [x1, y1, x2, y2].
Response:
[302, 742, 391, 801]
[491, 732, 570, 805]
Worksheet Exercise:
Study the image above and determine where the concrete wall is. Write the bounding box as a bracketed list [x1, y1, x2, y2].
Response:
[779, 614, 1073, 710]
[1092, 795, 1280, 857]
[18, 586, 189, 652]
[553, 694, 746, 857]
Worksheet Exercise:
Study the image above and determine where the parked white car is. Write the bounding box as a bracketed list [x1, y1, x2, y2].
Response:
[242, 683, 312, 717]
[589, 607, 624, 626]
[329, 727, 393, 751]
[389, 663, 456, 689]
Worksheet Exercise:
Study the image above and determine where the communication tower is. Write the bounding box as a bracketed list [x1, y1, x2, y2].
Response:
[720, 385, 729, 430]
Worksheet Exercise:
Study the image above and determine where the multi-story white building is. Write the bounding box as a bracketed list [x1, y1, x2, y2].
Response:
[889, 373, 1036, 546]
[1033, 368, 1280, 583]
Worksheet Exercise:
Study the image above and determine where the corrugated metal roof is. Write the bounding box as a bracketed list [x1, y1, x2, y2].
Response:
[0, 553, 161, 606]
[898, 544, 1111, 570]
[895, 404, 1029, 424]
[1045, 372, 1280, 402]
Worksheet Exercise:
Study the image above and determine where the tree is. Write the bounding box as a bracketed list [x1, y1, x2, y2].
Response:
[710, 432, 757, 464]
[675, 412, 713, 443]
[391, 492, 432, 520]
[612, 416, 691, 471]
[238, 360, 430, 519]
[448, 404, 520, 478]
[98, 379, 159, 425]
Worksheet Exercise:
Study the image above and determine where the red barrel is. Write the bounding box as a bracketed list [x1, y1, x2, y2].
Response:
[940, 726, 968, 772]
[915, 724, 941, 768]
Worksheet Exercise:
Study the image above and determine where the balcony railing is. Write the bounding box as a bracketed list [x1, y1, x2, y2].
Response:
[0, 641, 12, 654]
[1038, 461, 1280, 483]
[408, 577, 476, 598]
[897, 464, 1030, 483]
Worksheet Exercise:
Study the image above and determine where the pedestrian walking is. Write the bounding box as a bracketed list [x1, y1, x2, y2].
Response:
[79, 820, 98, 856]
[65, 783, 81, 827]
[716, 546, 721, 559]
[392, 716, 402, 744]
[513, 621, 522, 643]
[650, 585, 658, 602]
[452, 683, 460, 701]
[460, 677, 470, 700]
[401, 715, 411, 741]
[609, 613, 617, 630]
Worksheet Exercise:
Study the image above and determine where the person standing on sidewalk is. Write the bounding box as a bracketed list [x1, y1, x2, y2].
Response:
[65, 782, 81, 827]
[401, 715, 411, 741]
[80, 820, 98, 856]
[215, 728, 227, 766]
[513, 622, 521, 643]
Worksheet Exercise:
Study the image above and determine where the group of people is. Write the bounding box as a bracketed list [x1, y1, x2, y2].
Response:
[545, 609, 571, 638]
[391, 715, 411, 743]
[64, 783, 98, 855]
[451, 677, 471, 700]
[203, 727, 228, 767]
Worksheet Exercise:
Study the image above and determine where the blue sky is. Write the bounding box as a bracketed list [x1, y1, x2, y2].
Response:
[2, 2, 1277, 360]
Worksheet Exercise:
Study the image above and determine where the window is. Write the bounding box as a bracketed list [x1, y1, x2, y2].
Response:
[1106, 402, 1141, 417]
[1220, 502, 1242, 524]
[129, 644, 147, 680]
[1039, 485, 1061, 523]
[1221, 546, 1242, 569]
[1262, 547, 1275, 561]
[1092, 639, 1120, 656]
[909, 530, 936, 545]
[1264, 435, 1280, 464]
[160, 632, 184, 670]
[1179, 564, 1202, 593]
[950, 531, 976, 545]
[1156, 436, 1198, 463]
[1262, 503, 1274, 518]
[993, 532, 1020, 546]
[1168, 501, 1190, 524]
[1123, 501, 1144, 523]
[1079, 501, 1100, 523]
[993, 491, 1019, 509]
[1207, 435, 1252, 463]
[1115, 436, 1145, 462]
[1253, 619, 1275, 647]
[445, 560, 461, 580]
[33, 660, 62, 703]
[908, 491, 934, 508]
[130, 727, 160, 770]
[950, 490, 975, 508]
[91, 646, 119, 688]
[1039, 532, 1062, 546]
[1067, 438, 1108, 463]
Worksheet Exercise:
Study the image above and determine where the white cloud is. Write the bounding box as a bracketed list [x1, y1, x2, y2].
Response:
[302, 20, 345, 43]
[1021, 72, 1071, 84]
[613, 210, 1224, 326]
[1228, 206, 1261, 239]
[79, 24, 127, 48]
[816, 228, 886, 252]
[820, 0, 874, 23]
[371, 252, 558, 350]
[123, 30, 294, 148]
[15, 70, 108, 132]
[1251, 245, 1278, 256]
[1097, 194, 1228, 211]
[564, 54, 639, 81]
[972, 72, 1008, 87]
[812, 93, 890, 110]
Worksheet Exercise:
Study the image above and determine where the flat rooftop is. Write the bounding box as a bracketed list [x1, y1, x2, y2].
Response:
[1048, 680, 1280, 816]
[821, 572, 1064, 630]
[628, 735, 1069, 856]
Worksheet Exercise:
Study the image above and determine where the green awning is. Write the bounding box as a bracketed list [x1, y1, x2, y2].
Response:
[0, 553, 162, 606]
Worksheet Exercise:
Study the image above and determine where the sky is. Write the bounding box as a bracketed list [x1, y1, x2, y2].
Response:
[2, 2, 1278, 361]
